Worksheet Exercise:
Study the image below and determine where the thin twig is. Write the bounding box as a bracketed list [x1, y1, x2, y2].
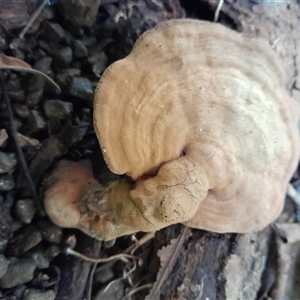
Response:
[0, 71, 42, 213]
[214, 0, 224, 22]
[19, 0, 48, 39]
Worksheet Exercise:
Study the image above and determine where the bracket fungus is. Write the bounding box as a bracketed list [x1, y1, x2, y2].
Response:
[44, 19, 300, 241]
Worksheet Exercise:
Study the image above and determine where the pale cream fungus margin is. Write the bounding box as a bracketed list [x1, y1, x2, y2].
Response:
[44, 19, 300, 241]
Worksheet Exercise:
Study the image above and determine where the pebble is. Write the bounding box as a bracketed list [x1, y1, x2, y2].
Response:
[14, 199, 37, 224]
[27, 110, 47, 133]
[72, 39, 89, 58]
[94, 265, 114, 284]
[59, 0, 101, 28]
[8, 89, 25, 102]
[7, 79, 25, 102]
[0, 257, 36, 288]
[7, 225, 42, 256]
[44, 100, 73, 120]
[59, 124, 88, 147]
[38, 39, 50, 53]
[68, 77, 93, 101]
[0, 152, 17, 174]
[26, 89, 44, 107]
[23, 57, 53, 91]
[94, 280, 125, 300]
[32, 245, 60, 269]
[0, 34, 7, 51]
[0, 174, 15, 191]
[55, 68, 81, 91]
[0, 255, 8, 278]
[42, 7, 56, 20]
[13, 48, 25, 60]
[0, 129, 8, 147]
[52, 46, 73, 67]
[13, 103, 30, 119]
[87, 52, 107, 77]
[0, 238, 8, 253]
[80, 36, 97, 47]
[23, 288, 56, 300]
[42, 21, 66, 43]
[37, 220, 62, 244]
[14, 284, 27, 299]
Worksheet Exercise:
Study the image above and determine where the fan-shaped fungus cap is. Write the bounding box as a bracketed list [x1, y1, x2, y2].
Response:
[45, 19, 300, 241]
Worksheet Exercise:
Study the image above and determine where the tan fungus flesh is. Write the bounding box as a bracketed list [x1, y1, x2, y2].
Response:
[45, 19, 300, 240]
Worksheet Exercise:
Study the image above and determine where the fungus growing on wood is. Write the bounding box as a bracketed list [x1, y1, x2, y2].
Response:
[44, 19, 300, 241]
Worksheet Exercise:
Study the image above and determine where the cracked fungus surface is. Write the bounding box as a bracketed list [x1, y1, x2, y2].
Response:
[93, 19, 300, 234]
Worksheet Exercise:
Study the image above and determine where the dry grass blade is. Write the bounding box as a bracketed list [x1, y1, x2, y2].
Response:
[0, 53, 61, 93]
[66, 247, 143, 266]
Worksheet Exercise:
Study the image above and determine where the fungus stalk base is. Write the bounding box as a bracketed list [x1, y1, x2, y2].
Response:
[81, 179, 156, 240]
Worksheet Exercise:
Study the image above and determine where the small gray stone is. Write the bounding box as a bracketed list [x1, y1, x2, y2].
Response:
[0, 174, 15, 191]
[0, 152, 17, 174]
[95, 265, 114, 284]
[0, 34, 7, 51]
[36, 48, 47, 58]
[23, 57, 53, 91]
[27, 110, 47, 133]
[0, 257, 36, 288]
[13, 103, 30, 119]
[59, 0, 101, 28]
[68, 77, 93, 101]
[95, 280, 125, 300]
[14, 284, 27, 300]
[8, 89, 25, 101]
[72, 39, 88, 58]
[59, 123, 88, 146]
[42, 21, 65, 43]
[81, 36, 97, 47]
[44, 100, 73, 120]
[12, 221, 23, 233]
[64, 30, 74, 45]
[0, 238, 8, 253]
[23, 288, 56, 300]
[52, 46, 73, 67]
[32, 245, 60, 269]
[7, 78, 24, 101]
[13, 48, 25, 60]
[37, 220, 62, 244]
[15, 199, 37, 224]
[26, 89, 44, 107]
[55, 68, 81, 91]
[87, 52, 107, 77]
[0, 255, 8, 278]
[38, 40, 50, 52]
[42, 7, 56, 20]
[34, 56, 53, 73]
[7, 225, 42, 256]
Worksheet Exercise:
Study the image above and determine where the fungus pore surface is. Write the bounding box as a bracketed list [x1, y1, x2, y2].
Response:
[45, 19, 300, 240]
